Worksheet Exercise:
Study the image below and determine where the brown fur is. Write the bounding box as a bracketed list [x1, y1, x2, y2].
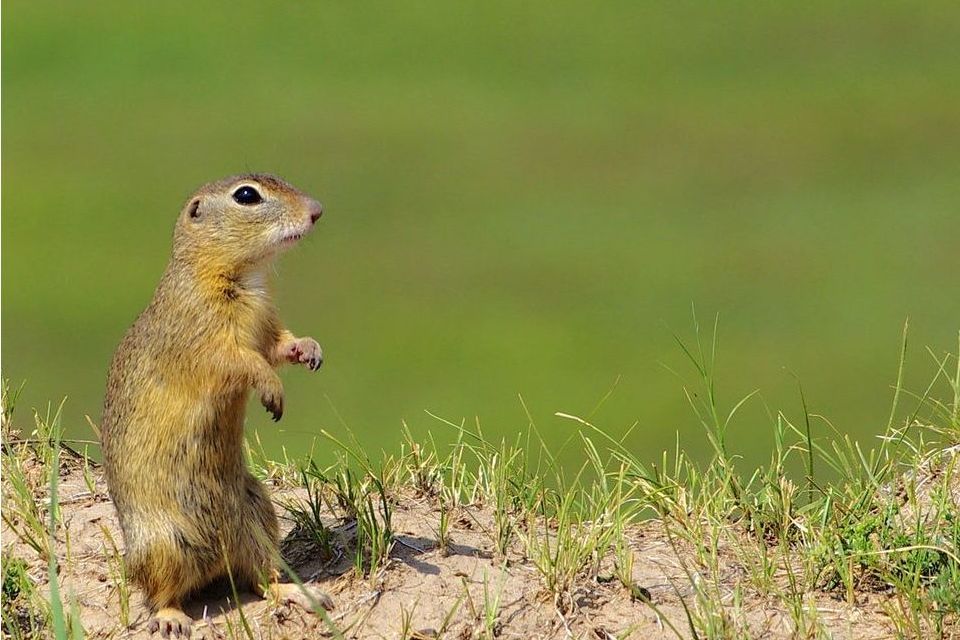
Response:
[101, 174, 331, 635]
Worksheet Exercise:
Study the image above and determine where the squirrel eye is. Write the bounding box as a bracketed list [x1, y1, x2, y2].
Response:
[232, 186, 262, 205]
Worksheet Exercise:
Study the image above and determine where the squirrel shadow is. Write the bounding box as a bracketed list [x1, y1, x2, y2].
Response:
[178, 527, 330, 622]
[177, 523, 495, 623]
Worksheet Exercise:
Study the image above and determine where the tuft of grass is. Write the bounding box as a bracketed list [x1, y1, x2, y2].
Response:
[1, 398, 69, 563]
[518, 440, 629, 614]
[401, 423, 443, 497]
[461, 572, 505, 640]
[303, 431, 397, 581]
[435, 493, 452, 557]
[99, 526, 131, 630]
[281, 463, 337, 560]
[351, 474, 395, 579]
[2, 552, 49, 639]
[398, 599, 418, 640]
[2, 388, 102, 640]
[44, 410, 85, 640]
[1, 444, 53, 561]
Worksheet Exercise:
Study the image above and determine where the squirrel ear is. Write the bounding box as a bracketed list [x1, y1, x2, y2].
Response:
[186, 199, 201, 220]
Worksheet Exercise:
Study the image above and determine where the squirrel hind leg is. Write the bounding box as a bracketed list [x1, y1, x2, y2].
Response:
[127, 532, 210, 618]
[227, 475, 282, 589]
[235, 478, 336, 613]
[241, 474, 281, 553]
[244, 475, 280, 533]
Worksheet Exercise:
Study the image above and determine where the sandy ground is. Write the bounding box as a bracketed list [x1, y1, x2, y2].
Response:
[2, 452, 906, 639]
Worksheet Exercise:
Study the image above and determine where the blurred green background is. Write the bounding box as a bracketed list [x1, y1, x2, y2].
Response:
[3, 2, 957, 468]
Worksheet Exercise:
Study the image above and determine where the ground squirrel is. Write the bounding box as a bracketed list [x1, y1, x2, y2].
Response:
[101, 174, 332, 638]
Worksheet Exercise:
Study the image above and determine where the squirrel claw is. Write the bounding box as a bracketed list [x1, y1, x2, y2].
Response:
[267, 402, 283, 422]
[305, 353, 323, 371]
[147, 609, 192, 638]
[261, 393, 284, 422]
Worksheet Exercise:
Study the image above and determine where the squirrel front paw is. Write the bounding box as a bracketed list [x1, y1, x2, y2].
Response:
[284, 337, 323, 371]
[258, 377, 285, 421]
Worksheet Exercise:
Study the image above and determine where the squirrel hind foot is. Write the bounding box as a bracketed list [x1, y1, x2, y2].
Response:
[146, 607, 193, 638]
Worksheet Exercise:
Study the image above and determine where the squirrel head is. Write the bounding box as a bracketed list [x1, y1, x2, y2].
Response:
[172, 174, 323, 273]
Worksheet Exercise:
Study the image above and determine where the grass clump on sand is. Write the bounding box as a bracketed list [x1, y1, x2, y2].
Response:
[625, 323, 960, 638]
[1, 387, 88, 640]
[2, 325, 959, 638]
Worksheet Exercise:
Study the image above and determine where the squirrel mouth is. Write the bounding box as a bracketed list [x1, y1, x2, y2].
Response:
[278, 226, 311, 246]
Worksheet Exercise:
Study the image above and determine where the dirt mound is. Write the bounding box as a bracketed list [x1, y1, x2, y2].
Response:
[2, 448, 899, 639]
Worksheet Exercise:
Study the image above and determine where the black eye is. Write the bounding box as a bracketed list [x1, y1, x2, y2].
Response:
[232, 186, 262, 205]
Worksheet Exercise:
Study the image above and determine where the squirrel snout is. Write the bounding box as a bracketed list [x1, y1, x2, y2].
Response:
[308, 200, 323, 224]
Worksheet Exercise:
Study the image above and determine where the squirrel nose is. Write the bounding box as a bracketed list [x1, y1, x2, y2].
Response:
[309, 201, 323, 224]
